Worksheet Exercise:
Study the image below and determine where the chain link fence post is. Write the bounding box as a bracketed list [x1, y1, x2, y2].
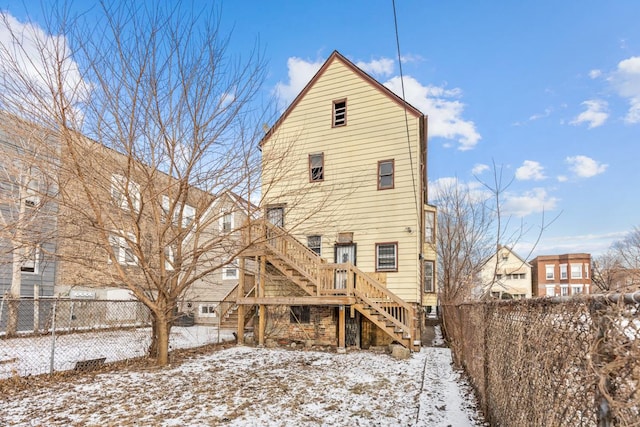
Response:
[48, 298, 57, 375]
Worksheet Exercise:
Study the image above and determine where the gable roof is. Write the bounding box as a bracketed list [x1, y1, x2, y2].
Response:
[260, 50, 425, 147]
[480, 245, 532, 270]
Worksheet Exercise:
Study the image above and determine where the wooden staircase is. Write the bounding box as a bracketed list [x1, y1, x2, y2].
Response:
[218, 283, 256, 330]
[245, 219, 418, 350]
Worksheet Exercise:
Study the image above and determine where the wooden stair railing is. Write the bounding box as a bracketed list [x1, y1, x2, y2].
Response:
[243, 219, 416, 348]
[218, 283, 257, 326]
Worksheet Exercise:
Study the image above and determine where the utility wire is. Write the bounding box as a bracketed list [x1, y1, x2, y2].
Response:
[392, 0, 420, 224]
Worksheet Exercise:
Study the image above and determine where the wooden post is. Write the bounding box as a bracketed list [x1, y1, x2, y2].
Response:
[236, 304, 245, 345]
[338, 305, 346, 350]
[258, 255, 266, 346]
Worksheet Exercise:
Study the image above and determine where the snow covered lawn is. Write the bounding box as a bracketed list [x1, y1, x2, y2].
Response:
[0, 343, 484, 426]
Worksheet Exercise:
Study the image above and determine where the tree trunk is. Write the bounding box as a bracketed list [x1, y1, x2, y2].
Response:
[147, 297, 175, 366]
[6, 247, 24, 337]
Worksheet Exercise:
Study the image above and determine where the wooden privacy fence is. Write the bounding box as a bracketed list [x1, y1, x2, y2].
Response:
[442, 293, 640, 427]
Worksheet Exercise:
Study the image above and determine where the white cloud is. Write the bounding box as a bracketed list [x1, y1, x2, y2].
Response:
[608, 56, 640, 124]
[566, 155, 608, 178]
[528, 107, 552, 121]
[273, 57, 323, 109]
[502, 188, 559, 217]
[570, 99, 609, 128]
[472, 163, 489, 175]
[356, 58, 394, 77]
[515, 160, 546, 181]
[589, 69, 602, 79]
[400, 53, 423, 64]
[557, 175, 568, 183]
[384, 76, 481, 150]
[0, 13, 88, 121]
[429, 177, 489, 204]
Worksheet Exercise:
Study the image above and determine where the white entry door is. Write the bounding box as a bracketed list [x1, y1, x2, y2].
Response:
[335, 244, 356, 290]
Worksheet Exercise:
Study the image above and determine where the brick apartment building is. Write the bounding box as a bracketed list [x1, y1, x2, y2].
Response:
[531, 253, 592, 297]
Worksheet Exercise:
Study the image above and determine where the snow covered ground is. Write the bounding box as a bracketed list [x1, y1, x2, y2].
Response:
[0, 326, 484, 426]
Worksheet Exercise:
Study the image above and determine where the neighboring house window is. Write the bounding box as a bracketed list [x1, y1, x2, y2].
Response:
[165, 246, 174, 271]
[545, 265, 554, 280]
[307, 235, 321, 255]
[584, 264, 589, 278]
[332, 99, 346, 127]
[24, 176, 40, 208]
[572, 285, 583, 294]
[290, 306, 310, 323]
[496, 274, 503, 280]
[376, 243, 398, 272]
[21, 246, 40, 273]
[378, 160, 394, 190]
[545, 285, 555, 296]
[309, 153, 324, 182]
[571, 264, 582, 279]
[200, 304, 217, 317]
[223, 260, 238, 280]
[162, 195, 195, 227]
[109, 233, 137, 265]
[425, 210, 435, 243]
[560, 285, 569, 296]
[220, 212, 234, 232]
[560, 264, 568, 280]
[424, 261, 434, 292]
[111, 174, 140, 211]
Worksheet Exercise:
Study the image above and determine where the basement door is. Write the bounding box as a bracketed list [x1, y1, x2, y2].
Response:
[345, 310, 361, 348]
[334, 244, 356, 290]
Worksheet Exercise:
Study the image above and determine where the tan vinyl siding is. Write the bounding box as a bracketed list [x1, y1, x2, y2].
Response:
[263, 58, 424, 303]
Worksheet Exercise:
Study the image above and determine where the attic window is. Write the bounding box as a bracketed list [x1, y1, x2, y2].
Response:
[332, 99, 346, 127]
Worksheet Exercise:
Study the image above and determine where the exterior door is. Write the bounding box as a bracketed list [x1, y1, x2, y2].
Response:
[334, 244, 356, 290]
[266, 206, 284, 227]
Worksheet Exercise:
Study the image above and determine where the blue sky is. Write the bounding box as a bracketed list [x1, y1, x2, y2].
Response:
[4, 1, 640, 258]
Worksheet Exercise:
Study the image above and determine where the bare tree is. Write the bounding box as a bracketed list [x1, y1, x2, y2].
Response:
[595, 227, 640, 292]
[0, 2, 267, 364]
[434, 164, 557, 306]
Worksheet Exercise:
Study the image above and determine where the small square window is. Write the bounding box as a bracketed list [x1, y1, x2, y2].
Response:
[223, 260, 238, 280]
[309, 153, 324, 182]
[332, 100, 346, 127]
[378, 160, 394, 190]
[376, 243, 397, 272]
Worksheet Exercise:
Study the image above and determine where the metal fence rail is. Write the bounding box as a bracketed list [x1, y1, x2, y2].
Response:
[442, 293, 640, 427]
[0, 297, 236, 379]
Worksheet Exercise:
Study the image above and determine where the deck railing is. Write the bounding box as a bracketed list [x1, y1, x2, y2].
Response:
[244, 219, 414, 340]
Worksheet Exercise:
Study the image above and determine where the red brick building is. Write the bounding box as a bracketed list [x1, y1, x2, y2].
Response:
[531, 253, 592, 297]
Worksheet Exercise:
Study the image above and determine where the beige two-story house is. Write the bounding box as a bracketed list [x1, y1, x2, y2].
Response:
[237, 51, 437, 351]
[476, 246, 532, 299]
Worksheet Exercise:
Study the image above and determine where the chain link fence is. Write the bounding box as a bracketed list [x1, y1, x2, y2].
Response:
[0, 297, 236, 379]
[442, 293, 640, 426]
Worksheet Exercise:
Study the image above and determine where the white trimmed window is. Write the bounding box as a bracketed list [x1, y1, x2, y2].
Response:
[199, 304, 217, 317]
[220, 212, 234, 232]
[165, 246, 174, 271]
[111, 174, 140, 212]
[425, 210, 435, 243]
[162, 195, 195, 227]
[560, 264, 568, 280]
[545, 285, 555, 297]
[572, 284, 584, 295]
[571, 263, 582, 279]
[584, 264, 589, 278]
[560, 285, 569, 296]
[109, 233, 137, 265]
[21, 246, 40, 274]
[223, 260, 238, 280]
[309, 153, 324, 182]
[545, 265, 554, 280]
[376, 243, 398, 272]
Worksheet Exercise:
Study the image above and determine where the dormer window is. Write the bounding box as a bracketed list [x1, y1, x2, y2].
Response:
[309, 153, 324, 182]
[332, 99, 346, 127]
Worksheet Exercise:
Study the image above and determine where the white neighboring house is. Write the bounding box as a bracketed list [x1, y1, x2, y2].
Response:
[477, 246, 532, 299]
